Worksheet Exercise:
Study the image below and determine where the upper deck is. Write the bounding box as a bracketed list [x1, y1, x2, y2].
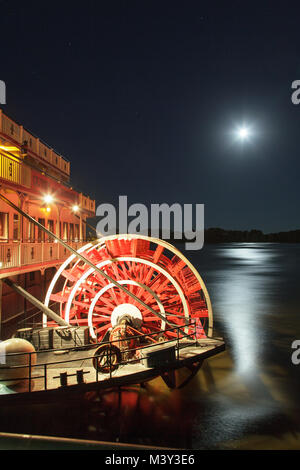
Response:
[0, 109, 70, 182]
[0, 110, 96, 277]
[0, 109, 95, 213]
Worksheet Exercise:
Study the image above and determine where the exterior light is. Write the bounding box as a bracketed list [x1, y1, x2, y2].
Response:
[0, 145, 19, 152]
[43, 194, 54, 204]
[72, 205, 79, 213]
[46, 206, 51, 212]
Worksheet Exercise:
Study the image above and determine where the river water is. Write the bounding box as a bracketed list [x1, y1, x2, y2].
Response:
[76, 243, 300, 449]
[2, 243, 300, 449]
[94, 242, 300, 449]
[184, 242, 300, 449]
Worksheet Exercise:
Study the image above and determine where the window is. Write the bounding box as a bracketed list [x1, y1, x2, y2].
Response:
[0, 212, 8, 240]
[13, 213, 19, 241]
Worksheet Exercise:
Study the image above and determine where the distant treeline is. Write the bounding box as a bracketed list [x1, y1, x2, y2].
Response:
[204, 228, 300, 243]
[86, 221, 300, 243]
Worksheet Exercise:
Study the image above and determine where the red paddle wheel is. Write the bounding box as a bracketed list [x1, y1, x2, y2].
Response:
[44, 235, 213, 342]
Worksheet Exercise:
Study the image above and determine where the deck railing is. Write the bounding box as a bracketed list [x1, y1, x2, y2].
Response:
[0, 110, 70, 177]
[0, 111, 96, 214]
[0, 152, 31, 188]
[0, 322, 199, 393]
[0, 241, 87, 271]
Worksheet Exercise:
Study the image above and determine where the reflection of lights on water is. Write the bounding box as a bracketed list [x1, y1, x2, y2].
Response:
[221, 279, 258, 375]
[194, 397, 278, 447]
[88, 383, 187, 447]
[215, 245, 275, 377]
[226, 246, 276, 265]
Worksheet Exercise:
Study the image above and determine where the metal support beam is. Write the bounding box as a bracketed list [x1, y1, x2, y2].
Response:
[3, 278, 70, 327]
[0, 193, 174, 327]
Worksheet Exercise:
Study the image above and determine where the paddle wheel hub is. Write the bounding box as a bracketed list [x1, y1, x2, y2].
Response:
[111, 303, 143, 328]
[44, 235, 213, 342]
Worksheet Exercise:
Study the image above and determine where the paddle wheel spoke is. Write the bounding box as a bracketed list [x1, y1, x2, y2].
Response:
[45, 235, 213, 342]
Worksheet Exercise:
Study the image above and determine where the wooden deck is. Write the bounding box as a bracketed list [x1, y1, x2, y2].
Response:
[0, 338, 225, 405]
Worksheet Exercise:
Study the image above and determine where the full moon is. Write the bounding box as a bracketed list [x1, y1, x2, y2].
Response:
[236, 126, 250, 140]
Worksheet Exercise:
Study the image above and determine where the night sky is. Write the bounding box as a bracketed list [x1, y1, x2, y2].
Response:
[1, 1, 300, 232]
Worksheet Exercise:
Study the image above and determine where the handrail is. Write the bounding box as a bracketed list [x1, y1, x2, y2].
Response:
[0, 321, 199, 391]
[0, 109, 70, 164]
[2, 320, 197, 358]
[0, 193, 176, 328]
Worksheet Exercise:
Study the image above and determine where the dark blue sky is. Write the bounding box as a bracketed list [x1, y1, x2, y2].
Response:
[1, 1, 300, 232]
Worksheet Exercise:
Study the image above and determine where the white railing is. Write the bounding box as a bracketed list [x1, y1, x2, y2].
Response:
[0, 241, 87, 271]
[0, 110, 70, 176]
[0, 243, 20, 269]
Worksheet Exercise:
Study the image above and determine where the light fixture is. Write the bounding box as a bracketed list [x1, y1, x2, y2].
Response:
[0, 145, 20, 152]
[43, 194, 54, 204]
[72, 205, 79, 213]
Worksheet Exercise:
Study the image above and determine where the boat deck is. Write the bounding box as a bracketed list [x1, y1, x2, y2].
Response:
[0, 338, 225, 404]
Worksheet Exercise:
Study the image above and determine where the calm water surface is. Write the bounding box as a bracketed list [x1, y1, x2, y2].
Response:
[187, 243, 300, 448]
[2, 243, 300, 449]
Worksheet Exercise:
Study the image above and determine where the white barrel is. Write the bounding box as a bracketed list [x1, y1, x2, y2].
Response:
[0, 338, 36, 386]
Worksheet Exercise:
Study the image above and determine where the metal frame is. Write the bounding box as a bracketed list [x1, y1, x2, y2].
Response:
[44, 234, 213, 339]
[0, 321, 198, 392]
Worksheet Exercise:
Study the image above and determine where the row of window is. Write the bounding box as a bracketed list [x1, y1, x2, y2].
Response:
[0, 212, 81, 242]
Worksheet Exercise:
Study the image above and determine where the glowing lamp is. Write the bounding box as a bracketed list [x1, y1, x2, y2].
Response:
[43, 194, 54, 204]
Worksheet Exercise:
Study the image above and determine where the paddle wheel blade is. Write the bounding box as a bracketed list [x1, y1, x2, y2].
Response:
[45, 235, 213, 341]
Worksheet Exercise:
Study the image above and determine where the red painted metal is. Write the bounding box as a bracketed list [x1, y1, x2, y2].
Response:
[47, 237, 209, 342]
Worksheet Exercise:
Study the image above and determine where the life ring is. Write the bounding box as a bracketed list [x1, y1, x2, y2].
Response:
[92, 344, 121, 373]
